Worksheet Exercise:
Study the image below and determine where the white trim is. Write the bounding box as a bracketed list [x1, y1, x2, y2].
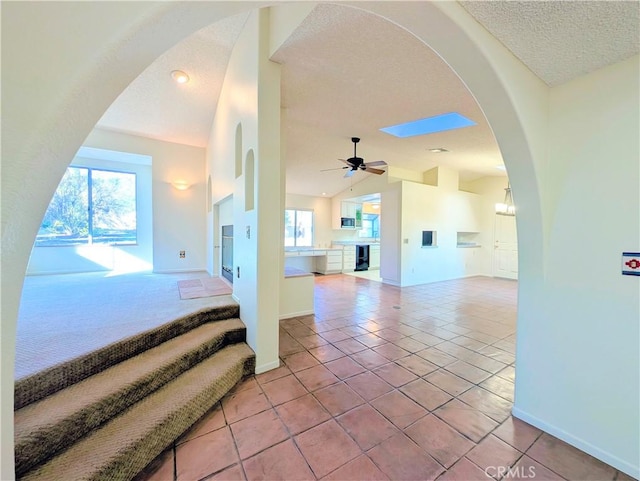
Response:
[76, 146, 152, 166]
[512, 407, 639, 479]
[255, 359, 281, 374]
[279, 309, 314, 320]
[153, 268, 207, 274]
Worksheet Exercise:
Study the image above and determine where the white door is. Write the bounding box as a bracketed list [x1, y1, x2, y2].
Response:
[493, 214, 518, 279]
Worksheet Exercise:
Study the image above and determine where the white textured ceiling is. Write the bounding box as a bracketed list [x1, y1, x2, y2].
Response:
[96, 2, 639, 197]
[460, 1, 640, 87]
[97, 13, 249, 147]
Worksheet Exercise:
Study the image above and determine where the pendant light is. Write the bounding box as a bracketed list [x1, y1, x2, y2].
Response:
[495, 183, 516, 216]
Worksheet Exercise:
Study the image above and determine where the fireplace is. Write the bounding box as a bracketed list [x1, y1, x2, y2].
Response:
[221, 225, 233, 283]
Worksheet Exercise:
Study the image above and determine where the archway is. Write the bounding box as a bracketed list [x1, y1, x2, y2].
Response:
[1, 3, 543, 477]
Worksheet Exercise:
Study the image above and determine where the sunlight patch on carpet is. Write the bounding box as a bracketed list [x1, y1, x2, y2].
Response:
[177, 278, 232, 299]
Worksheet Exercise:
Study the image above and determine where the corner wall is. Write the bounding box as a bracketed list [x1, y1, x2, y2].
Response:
[84, 129, 207, 273]
[513, 55, 640, 477]
[205, 8, 282, 373]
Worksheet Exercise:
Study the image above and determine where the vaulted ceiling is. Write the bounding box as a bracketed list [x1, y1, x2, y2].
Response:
[96, 2, 639, 197]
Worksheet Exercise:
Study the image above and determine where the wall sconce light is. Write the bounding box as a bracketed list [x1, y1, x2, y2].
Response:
[172, 181, 191, 191]
[495, 183, 516, 216]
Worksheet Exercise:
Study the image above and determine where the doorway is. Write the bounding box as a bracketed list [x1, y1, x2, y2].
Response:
[493, 214, 518, 280]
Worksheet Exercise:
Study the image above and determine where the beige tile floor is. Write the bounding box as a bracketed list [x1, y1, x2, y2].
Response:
[136, 274, 632, 481]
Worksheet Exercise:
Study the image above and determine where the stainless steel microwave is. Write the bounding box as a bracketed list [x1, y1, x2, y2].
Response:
[341, 217, 356, 228]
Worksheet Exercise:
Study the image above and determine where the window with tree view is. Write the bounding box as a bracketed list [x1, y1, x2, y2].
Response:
[36, 167, 137, 246]
[284, 209, 313, 247]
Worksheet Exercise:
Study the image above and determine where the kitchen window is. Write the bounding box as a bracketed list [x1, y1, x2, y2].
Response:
[36, 166, 137, 246]
[284, 209, 313, 247]
[358, 213, 379, 239]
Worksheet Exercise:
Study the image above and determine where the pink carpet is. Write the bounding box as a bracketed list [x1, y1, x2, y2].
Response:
[177, 278, 232, 300]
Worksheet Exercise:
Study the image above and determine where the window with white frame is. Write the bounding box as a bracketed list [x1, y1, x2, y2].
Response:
[36, 166, 137, 246]
[284, 209, 313, 247]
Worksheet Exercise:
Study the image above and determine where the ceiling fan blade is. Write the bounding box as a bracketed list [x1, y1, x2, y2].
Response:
[365, 160, 387, 167]
[338, 158, 355, 166]
[364, 167, 386, 175]
[321, 166, 349, 172]
[344, 169, 356, 178]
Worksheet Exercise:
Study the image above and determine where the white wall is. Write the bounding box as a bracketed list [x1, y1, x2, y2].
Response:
[399, 180, 487, 286]
[513, 55, 640, 477]
[206, 8, 282, 373]
[285, 193, 333, 247]
[83, 129, 207, 273]
[26, 153, 153, 275]
[461, 176, 514, 275]
[330, 168, 500, 287]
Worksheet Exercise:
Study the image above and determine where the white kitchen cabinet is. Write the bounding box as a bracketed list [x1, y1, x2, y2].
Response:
[369, 244, 380, 269]
[341, 202, 363, 228]
[342, 245, 356, 272]
[316, 249, 343, 274]
[333, 201, 363, 229]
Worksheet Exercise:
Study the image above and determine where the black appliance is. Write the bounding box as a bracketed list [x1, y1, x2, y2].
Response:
[341, 217, 356, 228]
[355, 244, 369, 271]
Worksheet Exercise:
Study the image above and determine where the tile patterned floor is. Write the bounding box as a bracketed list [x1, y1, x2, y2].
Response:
[136, 274, 631, 481]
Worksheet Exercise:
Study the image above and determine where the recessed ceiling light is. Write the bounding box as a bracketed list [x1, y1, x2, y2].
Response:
[171, 70, 190, 84]
[322, 192, 327, 196]
[428, 148, 449, 153]
[495, 165, 506, 171]
[380, 112, 476, 138]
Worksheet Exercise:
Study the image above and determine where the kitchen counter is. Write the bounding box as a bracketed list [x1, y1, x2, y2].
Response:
[331, 241, 380, 246]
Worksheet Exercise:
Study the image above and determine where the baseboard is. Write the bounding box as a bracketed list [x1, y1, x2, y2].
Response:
[255, 359, 281, 374]
[153, 268, 208, 274]
[512, 407, 639, 479]
[279, 309, 314, 320]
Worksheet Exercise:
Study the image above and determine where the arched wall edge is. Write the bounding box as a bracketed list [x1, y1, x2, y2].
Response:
[0, 2, 545, 478]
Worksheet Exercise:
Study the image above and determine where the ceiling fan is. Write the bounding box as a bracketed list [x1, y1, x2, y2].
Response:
[324, 137, 388, 178]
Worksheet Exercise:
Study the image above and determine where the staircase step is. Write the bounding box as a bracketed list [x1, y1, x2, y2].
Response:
[15, 302, 239, 409]
[15, 318, 246, 477]
[21, 342, 255, 481]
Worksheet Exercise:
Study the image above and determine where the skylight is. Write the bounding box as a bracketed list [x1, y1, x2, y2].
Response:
[380, 112, 476, 138]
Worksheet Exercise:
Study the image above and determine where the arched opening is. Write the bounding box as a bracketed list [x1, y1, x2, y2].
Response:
[3, 3, 565, 479]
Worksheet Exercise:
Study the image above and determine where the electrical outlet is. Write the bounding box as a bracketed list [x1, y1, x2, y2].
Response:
[179, 250, 186, 258]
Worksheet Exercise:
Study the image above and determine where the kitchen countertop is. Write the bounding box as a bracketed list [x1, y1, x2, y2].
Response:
[331, 241, 380, 246]
[284, 247, 343, 252]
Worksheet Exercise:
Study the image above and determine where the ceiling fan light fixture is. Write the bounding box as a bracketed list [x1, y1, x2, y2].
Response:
[171, 70, 190, 84]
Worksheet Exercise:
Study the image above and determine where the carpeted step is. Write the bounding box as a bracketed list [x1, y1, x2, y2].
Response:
[21, 342, 255, 481]
[15, 302, 239, 409]
[15, 318, 246, 478]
